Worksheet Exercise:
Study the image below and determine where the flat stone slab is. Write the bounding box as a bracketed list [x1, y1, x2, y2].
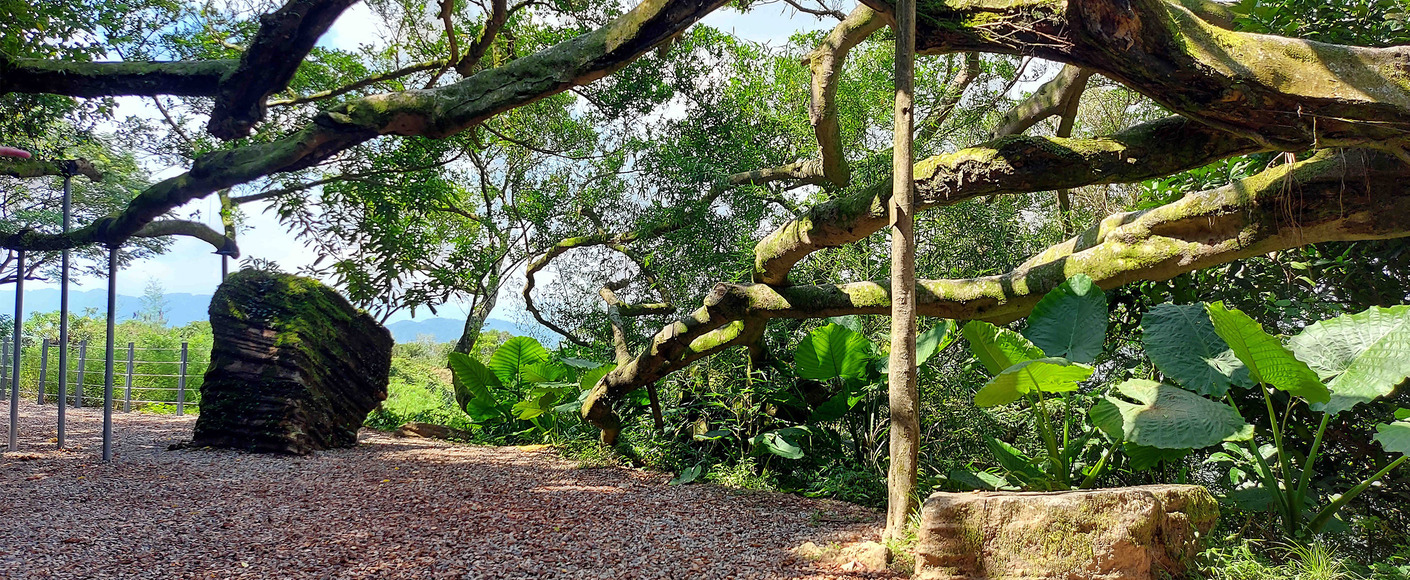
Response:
[914, 484, 1217, 580]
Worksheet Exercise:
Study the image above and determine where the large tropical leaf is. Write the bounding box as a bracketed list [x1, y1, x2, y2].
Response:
[1100, 379, 1253, 449]
[1022, 274, 1108, 363]
[795, 323, 874, 381]
[488, 336, 551, 385]
[1141, 303, 1250, 397]
[916, 319, 959, 366]
[1289, 305, 1410, 415]
[521, 360, 569, 384]
[1206, 302, 1329, 403]
[973, 357, 1093, 408]
[1374, 420, 1410, 455]
[1123, 443, 1192, 471]
[448, 352, 505, 422]
[963, 321, 1045, 375]
[578, 363, 615, 391]
[750, 427, 808, 460]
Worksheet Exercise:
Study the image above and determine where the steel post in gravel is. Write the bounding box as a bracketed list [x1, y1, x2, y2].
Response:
[37, 339, 48, 405]
[7, 250, 22, 451]
[124, 343, 134, 413]
[102, 246, 118, 462]
[177, 342, 188, 415]
[57, 167, 72, 448]
[75, 340, 87, 409]
[2, 337, 10, 400]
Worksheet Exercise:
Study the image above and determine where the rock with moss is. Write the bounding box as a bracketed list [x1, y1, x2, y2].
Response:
[189, 269, 392, 454]
[914, 485, 1217, 580]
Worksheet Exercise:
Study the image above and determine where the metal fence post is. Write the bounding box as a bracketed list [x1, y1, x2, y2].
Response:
[75, 340, 87, 408]
[1, 337, 10, 399]
[124, 342, 134, 413]
[177, 342, 188, 415]
[37, 339, 48, 405]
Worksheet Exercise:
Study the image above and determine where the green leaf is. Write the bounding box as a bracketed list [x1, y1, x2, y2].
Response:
[795, 323, 874, 381]
[1289, 305, 1410, 414]
[962, 321, 1045, 375]
[521, 360, 568, 384]
[809, 387, 856, 423]
[578, 363, 615, 391]
[1022, 274, 1108, 363]
[560, 357, 600, 369]
[1374, 420, 1410, 455]
[827, 315, 863, 334]
[488, 336, 550, 385]
[669, 464, 702, 485]
[1207, 302, 1329, 403]
[1141, 303, 1250, 397]
[947, 469, 1007, 491]
[984, 437, 1046, 482]
[1089, 398, 1125, 441]
[973, 358, 1093, 408]
[448, 352, 505, 421]
[1123, 443, 1191, 471]
[750, 428, 806, 460]
[1397, 408, 1410, 421]
[916, 319, 959, 366]
[1101, 379, 1253, 449]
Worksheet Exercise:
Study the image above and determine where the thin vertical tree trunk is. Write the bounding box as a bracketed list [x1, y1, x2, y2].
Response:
[884, 0, 919, 543]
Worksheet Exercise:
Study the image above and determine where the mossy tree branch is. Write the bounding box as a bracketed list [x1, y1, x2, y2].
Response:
[752, 116, 1266, 284]
[584, 148, 1410, 435]
[0, 0, 731, 254]
[862, 0, 1410, 152]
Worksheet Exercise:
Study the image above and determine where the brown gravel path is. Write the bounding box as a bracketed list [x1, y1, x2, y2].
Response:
[0, 401, 896, 580]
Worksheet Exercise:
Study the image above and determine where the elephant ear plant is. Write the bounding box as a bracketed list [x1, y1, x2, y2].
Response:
[961, 274, 1126, 490]
[960, 275, 1257, 491]
[1134, 302, 1410, 539]
[449, 336, 612, 441]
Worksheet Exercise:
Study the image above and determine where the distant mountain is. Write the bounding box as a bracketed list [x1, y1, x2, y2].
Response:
[0, 288, 213, 326]
[386, 317, 557, 346]
[1, 288, 554, 345]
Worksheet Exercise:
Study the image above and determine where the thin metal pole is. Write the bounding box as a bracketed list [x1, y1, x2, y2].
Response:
[177, 342, 188, 415]
[1, 336, 9, 399]
[75, 340, 87, 409]
[57, 170, 72, 448]
[37, 339, 48, 405]
[102, 246, 117, 462]
[8, 250, 23, 451]
[221, 255, 228, 280]
[124, 343, 134, 413]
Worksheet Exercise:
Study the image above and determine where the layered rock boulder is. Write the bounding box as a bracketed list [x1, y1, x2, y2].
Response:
[189, 270, 392, 454]
[914, 485, 1217, 580]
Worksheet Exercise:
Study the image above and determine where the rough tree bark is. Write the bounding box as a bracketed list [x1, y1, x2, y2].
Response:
[884, 0, 920, 542]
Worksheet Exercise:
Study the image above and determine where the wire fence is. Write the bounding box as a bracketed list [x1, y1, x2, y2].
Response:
[0, 335, 210, 414]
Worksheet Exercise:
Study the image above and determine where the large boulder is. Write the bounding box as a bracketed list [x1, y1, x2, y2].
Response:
[189, 270, 392, 454]
[914, 485, 1217, 580]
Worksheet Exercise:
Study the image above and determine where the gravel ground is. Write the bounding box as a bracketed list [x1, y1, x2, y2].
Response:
[0, 401, 897, 580]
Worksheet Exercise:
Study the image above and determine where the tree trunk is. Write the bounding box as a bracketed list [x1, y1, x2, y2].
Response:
[453, 281, 500, 355]
[884, 0, 919, 543]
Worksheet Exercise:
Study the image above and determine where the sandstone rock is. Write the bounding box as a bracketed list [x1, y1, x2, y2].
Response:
[394, 422, 472, 440]
[914, 485, 1217, 580]
[189, 270, 392, 454]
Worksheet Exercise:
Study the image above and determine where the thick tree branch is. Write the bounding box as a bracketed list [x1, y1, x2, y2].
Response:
[991, 65, 1094, 138]
[208, 0, 363, 139]
[0, 158, 103, 181]
[804, 5, 887, 187]
[0, 0, 730, 253]
[131, 219, 240, 256]
[865, 0, 1410, 152]
[753, 116, 1265, 284]
[0, 53, 234, 97]
[455, 0, 509, 76]
[585, 148, 1410, 435]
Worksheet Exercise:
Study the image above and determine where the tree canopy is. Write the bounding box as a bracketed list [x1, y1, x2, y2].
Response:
[3, 0, 1410, 447]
